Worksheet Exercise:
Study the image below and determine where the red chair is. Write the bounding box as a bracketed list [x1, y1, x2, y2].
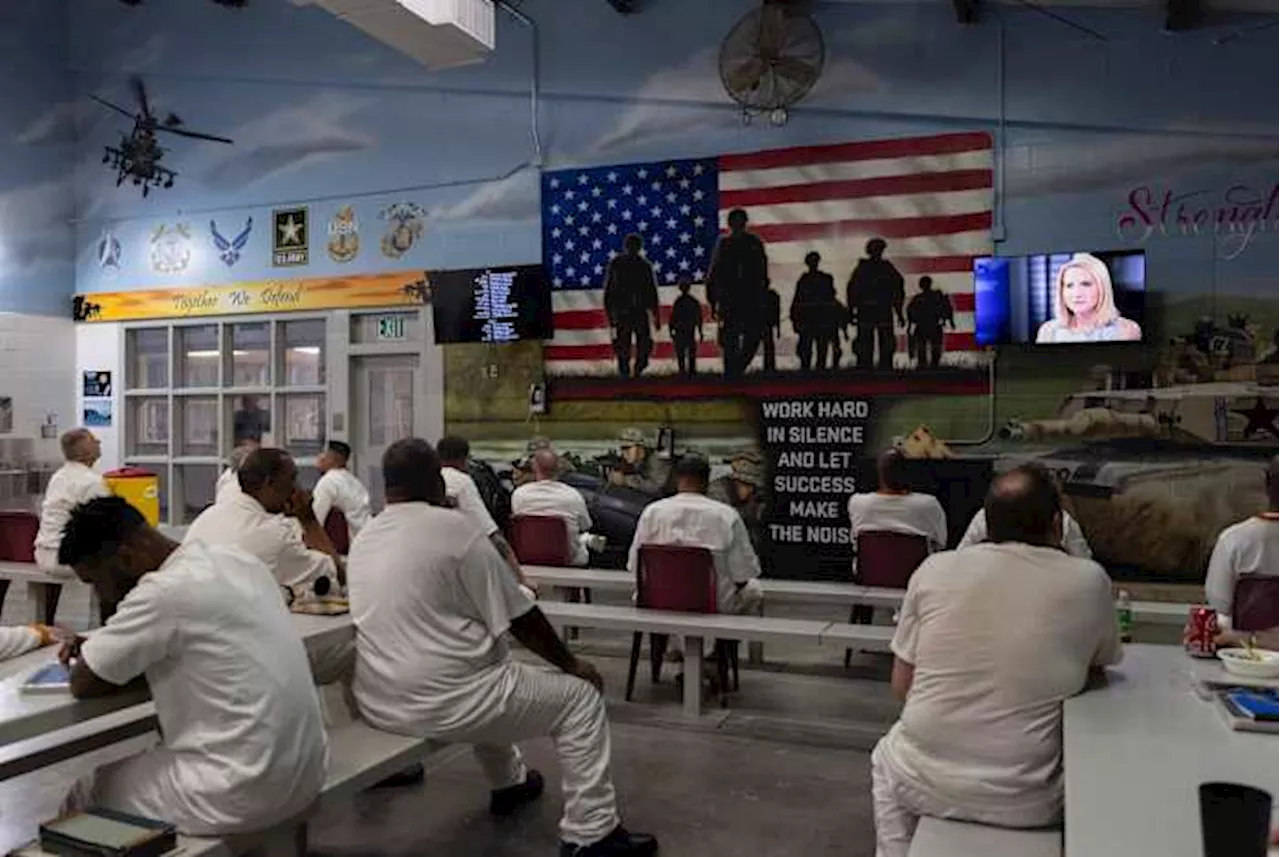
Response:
[511, 514, 591, 637]
[626, 544, 738, 706]
[847, 531, 931, 667]
[1232, 576, 1279, 633]
[510, 515, 573, 567]
[0, 511, 58, 624]
[323, 509, 351, 556]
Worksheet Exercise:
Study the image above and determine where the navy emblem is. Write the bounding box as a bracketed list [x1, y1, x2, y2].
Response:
[149, 223, 192, 274]
[96, 229, 122, 271]
[379, 202, 426, 259]
[211, 217, 253, 267]
[327, 205, 359, 263]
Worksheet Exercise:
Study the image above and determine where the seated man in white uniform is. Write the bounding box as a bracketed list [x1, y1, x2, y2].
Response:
[33, 428, 110, 623]
[214, 439, 260, 504]
[871, 465, 1122, 857]
[512, 448, 594, 567]
[847, 448, 948, 569]
[627, 454, 763, 617]
[0, 623, 60, 662]
[1205, 456, 1278, 627]
[438, 435, 534, 591]
[311, 440, 371, 541]
[347, 438, 657, 857]
[186, 448, 341, 593]
[846, 449, 947, 625]
[56, 497, 327, 836]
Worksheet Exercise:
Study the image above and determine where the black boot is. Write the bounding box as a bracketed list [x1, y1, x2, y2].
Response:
[560, 825, 658, 856]
[369, 763, 425, 789]
[490, 769, 545, 817]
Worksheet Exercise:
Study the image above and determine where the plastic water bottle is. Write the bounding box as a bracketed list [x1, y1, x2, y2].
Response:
[1116, 589, 1133, 643]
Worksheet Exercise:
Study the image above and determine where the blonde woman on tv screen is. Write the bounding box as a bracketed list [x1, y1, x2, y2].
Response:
[1035, 253, 1142, 344]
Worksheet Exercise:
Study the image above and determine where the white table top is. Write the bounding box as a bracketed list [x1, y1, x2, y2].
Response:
[0, 613, 354, 752]
[1064, 644, 1279, 857]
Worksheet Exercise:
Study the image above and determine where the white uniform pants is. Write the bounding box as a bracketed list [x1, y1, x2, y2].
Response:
[871, 738, 920, 857]
[428, 662, 619, 847]
[871, 736, 1061, 857]
[63, 746, 318, 837]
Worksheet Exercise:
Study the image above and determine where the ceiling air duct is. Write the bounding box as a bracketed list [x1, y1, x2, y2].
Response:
[290, 0, 495, 69]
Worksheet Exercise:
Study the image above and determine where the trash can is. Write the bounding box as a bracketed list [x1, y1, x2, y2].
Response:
[104, 467, 160, 527]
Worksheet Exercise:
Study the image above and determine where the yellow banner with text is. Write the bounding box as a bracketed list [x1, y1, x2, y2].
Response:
[73, 271, 431, 322]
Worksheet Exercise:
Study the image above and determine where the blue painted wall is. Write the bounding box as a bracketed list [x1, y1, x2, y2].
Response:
[0, 0, 74, 316]
[1, 0, 1273, 331]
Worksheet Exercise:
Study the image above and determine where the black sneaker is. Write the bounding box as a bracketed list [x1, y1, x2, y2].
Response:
[490, 769, 546, 816]
[559, 825, 658, 856]
[369, 763, 425, 789]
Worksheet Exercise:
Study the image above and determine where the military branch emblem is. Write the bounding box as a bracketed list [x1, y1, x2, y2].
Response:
[378, 202, 426, 259]
[149, 223, 191, 274]
[96, 228, 122, 271]
[272, 207, 309, 267]
[327, 205, 359, 263]
[210, 217, 253, 267]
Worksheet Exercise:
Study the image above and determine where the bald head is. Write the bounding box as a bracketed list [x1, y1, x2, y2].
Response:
[876, 448, 910, 492]
[531, 448, 559, 481]
[1267, 456, 1278, 510]
[985, 465, 1062, 547]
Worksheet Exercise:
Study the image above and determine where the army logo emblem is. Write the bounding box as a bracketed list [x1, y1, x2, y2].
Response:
[272, 207, 309, 267]
[379, 202, 426, 259]
[149, 223, 191, 274]
[327, 205, 359, 263]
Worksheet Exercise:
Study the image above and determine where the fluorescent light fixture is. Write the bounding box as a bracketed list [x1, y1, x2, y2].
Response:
[288, 346, 322, 355]
[186, 350, 219, 358]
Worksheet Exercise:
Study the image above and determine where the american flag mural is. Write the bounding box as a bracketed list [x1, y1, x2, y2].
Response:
[540, 132, 993, 377]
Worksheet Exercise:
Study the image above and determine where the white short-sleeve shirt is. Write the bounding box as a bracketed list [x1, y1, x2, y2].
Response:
[627, 492, 761, 612]
[347, 502, 535, 735]
[185, 492, 335, 589]
[881, 542, 1121, 827]
[311, 467, 372, 537]
[511, 479, 593, 566]
[442, 466, 499, 538]
[214, 468, 240, 504]
[959, 508, 1093, 559]
[80, 542, 328, 833]
[1204, 514, 1278, 622]
[846, 491, 948, 574]
[35, 462, 110, 567]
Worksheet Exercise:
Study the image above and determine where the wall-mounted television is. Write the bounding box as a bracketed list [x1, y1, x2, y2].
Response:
[431, 264, 554, 344]
[974, 249, 1146, 346]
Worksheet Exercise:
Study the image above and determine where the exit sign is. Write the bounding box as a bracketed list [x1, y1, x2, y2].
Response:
[376, 315, 407, 341]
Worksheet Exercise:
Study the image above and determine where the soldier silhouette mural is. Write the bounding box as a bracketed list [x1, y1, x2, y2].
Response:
[846, 238, 906, 371]
[602, 233, 660, 379]
[790, 251, 839, 373]
[906, 275, 955, 369]
[707, 208, 769, 379]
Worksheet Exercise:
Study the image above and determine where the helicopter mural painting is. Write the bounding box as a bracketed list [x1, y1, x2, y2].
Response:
[92, 77, 234, 196]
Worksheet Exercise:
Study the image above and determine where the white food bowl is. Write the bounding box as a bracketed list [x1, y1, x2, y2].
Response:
[1217, 648, 1280, 679]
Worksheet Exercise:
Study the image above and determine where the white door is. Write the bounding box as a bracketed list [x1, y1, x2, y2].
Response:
[352, 354, 422, 512]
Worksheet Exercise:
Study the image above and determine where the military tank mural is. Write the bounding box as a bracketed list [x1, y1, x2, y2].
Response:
[908, 319, 1277, 583]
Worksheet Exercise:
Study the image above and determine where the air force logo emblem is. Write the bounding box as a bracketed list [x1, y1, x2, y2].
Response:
[211, 217, 253, 267]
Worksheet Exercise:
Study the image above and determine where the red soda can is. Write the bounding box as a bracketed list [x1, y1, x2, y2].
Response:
[1183, 606, 1219, 658]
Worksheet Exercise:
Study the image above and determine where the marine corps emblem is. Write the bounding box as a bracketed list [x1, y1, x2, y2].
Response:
[327, 205, 360, 263]
[378, 202, 426, 259]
